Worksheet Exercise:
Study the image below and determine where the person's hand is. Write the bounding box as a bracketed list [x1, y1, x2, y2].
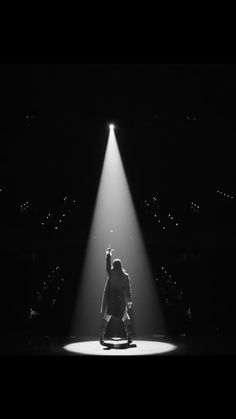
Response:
[127, 301, 132, 310]
[106, 245, 115, 254]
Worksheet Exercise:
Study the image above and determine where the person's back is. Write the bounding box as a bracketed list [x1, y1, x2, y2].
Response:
[109, 268, 127, 292]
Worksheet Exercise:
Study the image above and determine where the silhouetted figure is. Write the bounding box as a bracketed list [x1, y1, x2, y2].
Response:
[100, 247, 133, 345]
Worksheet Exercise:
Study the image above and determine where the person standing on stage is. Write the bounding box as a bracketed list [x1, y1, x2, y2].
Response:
[99, 246, 133, 345]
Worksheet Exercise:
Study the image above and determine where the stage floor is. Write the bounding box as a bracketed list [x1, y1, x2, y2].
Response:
[1, 334, 236, 355]
[63, 339, 179, 356]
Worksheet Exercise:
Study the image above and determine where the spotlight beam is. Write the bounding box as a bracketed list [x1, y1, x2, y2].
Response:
[72, 125, 166, 338]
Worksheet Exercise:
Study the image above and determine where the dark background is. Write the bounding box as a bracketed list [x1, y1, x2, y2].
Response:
[0, 62, 235, 341]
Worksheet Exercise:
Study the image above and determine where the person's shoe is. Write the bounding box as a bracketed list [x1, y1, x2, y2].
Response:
[99, 338, 105, 346]
[127, 336, 133, 345]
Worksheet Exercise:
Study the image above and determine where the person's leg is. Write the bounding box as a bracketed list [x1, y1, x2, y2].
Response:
[122, 310, 133, 344]
[99, 314, 111, 345]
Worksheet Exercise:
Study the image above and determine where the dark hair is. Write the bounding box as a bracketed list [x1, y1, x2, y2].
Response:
[112, 259, 124, 272]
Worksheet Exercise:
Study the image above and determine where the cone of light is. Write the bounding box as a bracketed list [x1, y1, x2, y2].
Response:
[72, 125, 166, 338]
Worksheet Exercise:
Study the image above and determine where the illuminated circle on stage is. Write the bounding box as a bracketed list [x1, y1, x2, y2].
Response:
[63, 340, 177, 356]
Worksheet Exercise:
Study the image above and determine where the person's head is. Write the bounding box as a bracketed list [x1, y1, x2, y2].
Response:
[112, 259, 123, 272]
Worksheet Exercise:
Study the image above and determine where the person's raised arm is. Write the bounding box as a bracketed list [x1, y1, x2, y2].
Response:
[106, 247, 112, 274]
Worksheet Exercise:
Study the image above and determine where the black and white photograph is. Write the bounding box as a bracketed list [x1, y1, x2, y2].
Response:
[0, 61, 235, 357]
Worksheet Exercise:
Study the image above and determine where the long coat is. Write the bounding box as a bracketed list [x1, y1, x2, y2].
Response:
[101, 253, 132, 320]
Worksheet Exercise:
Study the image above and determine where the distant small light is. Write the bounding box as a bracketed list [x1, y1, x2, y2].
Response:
[163, 226, 166, 229]
[62, 214, 65, 217]
[64, 197, 67, 200]
[73, 200, 76, 203]
[176, 223, 178, 226]
[54, 227, 58, 230]
[41, 223, 44, 226]
[154, 214, 157, 217]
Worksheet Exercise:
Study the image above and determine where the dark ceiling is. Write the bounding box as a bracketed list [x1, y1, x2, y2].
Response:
[0, 62, 235, 198]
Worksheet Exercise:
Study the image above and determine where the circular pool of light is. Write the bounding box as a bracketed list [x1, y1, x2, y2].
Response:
[63, 339, 177, 356]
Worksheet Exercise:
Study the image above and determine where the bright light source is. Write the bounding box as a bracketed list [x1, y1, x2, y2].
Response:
[109, 124, 114, 130]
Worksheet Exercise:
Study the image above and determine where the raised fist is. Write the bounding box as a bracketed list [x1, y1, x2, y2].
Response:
[106, 245, 115, 254]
